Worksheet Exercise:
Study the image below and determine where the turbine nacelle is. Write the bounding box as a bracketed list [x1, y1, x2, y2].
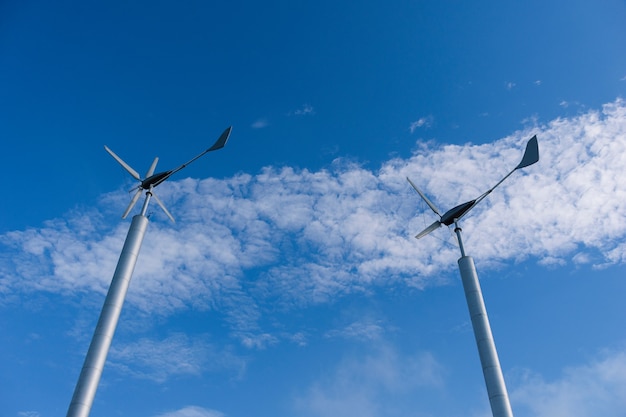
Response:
[105, 126, 232, 222]
[409, 135, 539, 239]
[141, 171, 173, 190]
[440, 200, 476, 226]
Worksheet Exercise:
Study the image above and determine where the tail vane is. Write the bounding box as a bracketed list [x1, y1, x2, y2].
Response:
[207, 126, 232, 152]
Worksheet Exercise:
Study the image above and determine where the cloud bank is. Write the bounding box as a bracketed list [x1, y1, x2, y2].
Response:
[2, 99, 626, 335]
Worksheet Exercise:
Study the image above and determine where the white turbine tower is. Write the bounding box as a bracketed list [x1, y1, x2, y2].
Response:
[407, 135, 539, 417]
[66, 126, 232, 417]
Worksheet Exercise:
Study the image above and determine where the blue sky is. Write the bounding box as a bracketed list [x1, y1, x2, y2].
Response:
[2, 1, 626, 416]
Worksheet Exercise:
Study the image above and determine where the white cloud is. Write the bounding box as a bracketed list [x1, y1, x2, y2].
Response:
[510, 349, 626, 417]
[286, 331, 308, 346]
[18, 412, 40, 417]
[152, 406, 224, 417]
[325, 319, 386, 341]
[2, 99, 626, 341]
[506, 81, 516, 90]
[293, 104, 315, 116]
[239, 332, 277, 349]
[409, 116, 433, 133]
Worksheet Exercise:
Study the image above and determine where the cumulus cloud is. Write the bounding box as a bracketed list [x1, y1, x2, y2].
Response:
[2, 99, 626, 341]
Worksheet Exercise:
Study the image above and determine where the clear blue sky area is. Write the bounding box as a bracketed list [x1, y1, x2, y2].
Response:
[1, 1, 626, 416]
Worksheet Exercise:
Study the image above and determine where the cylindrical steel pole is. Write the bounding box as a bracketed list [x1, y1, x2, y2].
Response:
[67, 214, 149, 417]
[458, 255, 513, 417]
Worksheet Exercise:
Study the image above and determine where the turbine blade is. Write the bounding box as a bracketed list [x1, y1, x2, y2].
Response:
[415, 220, 442, 239]
[516, 135, 539, 169]
[122, 188, 143, 219]
[407, 177, 442, 216]
[104, 146, 141, 180]
[152, 126, 233, 187]
[146, 157, 159, 177]
[151, 191, 175, 223]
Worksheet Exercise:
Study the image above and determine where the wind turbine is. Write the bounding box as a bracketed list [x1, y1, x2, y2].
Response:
[407, 135, 538, 417]
[66, 126, 232, 417]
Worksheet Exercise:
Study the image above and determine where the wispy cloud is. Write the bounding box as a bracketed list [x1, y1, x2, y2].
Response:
[2, 99, 626, 344]
[511, 348, 626, 417]
[325, 319, 386, 342]
[409, 115, 433, 133]
[239, 332, 277, 349]
[293, 344, 444, 417]
[18, 412, 41, 417]
[251, 118, 269, 129]
[559, 100, 584, 109]
[292, 104, 315, 116]
[152, 406, 224, 417]
[109, 333, 246, 383]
